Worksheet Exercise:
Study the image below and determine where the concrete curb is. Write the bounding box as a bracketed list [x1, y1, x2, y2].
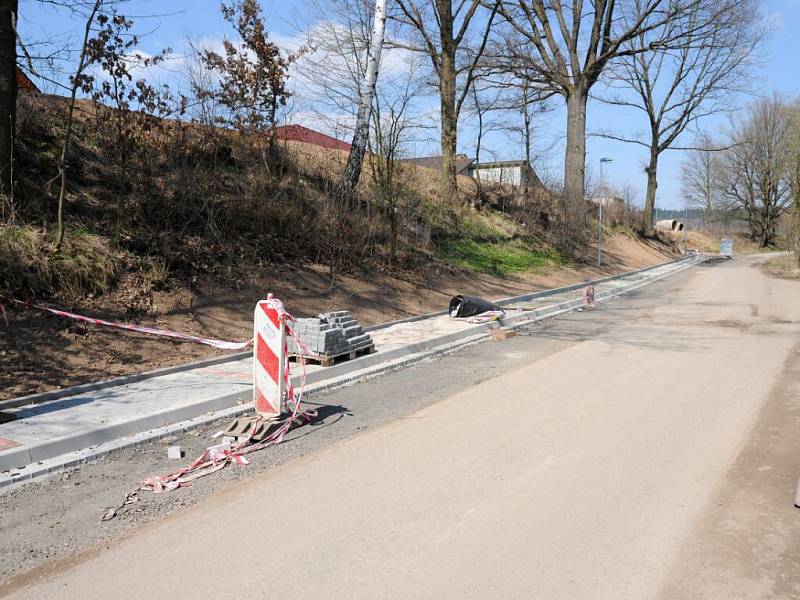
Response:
[0, 256, 703, 489]
[2, 255, 692, 413]
[0, 349, 250, 412]
[362, 254, 691, 331]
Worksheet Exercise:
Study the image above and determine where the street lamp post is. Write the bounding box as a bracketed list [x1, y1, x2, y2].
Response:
[598, 157, 613, 266]
[684, 204, 688, 254]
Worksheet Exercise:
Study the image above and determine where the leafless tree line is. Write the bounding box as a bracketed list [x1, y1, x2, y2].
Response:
[680, 95, 800, 251]
[291, 0, 769, 256]
[1, 0, 774, 261]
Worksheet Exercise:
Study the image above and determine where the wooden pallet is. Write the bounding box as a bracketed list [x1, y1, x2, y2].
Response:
[289, 343, 376, 367]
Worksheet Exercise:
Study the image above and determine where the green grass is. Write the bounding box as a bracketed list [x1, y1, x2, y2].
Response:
[438, 238, 567, 276]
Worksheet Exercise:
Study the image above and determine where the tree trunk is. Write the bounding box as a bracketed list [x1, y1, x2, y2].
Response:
[563, 86, 588, 230]
[0, 0, 18, 196]
[437, 1, 459, 205]
[341, 0, 386, 197]
[642, 147, 659, 233]
[522, 81, 532, 206]
[389, 203, 397, 266]
[440, 90, 459, 204]
[472, 86, 482, 208]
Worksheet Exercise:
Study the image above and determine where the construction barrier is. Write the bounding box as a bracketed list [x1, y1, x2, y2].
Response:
[103, 294, 318, 519]
[253, 294, 286, 419]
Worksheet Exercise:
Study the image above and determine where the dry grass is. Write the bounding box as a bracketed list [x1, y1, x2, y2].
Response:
[764, 253, 800, 279]
[278, 139, 481, 203]
[6, 94, 575, 304]
[681, 230, 782, 255]
[0, 225, 121, 299]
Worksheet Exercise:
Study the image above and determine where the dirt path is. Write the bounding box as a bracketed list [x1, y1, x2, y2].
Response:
[2, 256, 798, 599]
[0, 234, 676, 401]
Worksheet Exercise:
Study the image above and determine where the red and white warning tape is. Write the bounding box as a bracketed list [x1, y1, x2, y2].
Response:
[102, 296, 318, 521]
[584, 285, 595, 307]
[5, 299, 252, 350]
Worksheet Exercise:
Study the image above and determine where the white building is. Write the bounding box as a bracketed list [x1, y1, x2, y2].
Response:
[465, 160, 541, 188]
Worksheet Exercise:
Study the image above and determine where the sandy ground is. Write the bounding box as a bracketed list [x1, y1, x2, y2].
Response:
[2, 254, 798, 599]
[0, 234, 676, 401]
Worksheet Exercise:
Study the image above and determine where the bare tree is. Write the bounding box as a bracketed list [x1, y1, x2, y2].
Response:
[597, 0, 764, 232]
[185, 41, 223, 127]
[54, 0, 102, 249]
[370, 53, 427, 264]
[340, 0, 387, 196]
[0, 0, 17, 196]
[292, 0, 374, 138]
[786, 99, 800, 265]
[467, 79, 504, 205]
[679, 134, 722, 223]
[496, 77, 553, 203]
[465, 73, 551, 207]
[717, 95, 792, 247]
[392, 0, 499, 204]
[495, 0, 717, 244]
[292, 0, 429, 279]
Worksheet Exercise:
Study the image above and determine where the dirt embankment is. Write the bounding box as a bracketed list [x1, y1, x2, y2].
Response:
[0, 235, 677, 401]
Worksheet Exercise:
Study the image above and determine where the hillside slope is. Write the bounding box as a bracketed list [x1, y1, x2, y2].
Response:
[1, 233, 678, 401]
[1, 94, 681, 399]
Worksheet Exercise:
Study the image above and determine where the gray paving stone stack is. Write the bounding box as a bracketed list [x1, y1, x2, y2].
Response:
[287, 310, 374, 358]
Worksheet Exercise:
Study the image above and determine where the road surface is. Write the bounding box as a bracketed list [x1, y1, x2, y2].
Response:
[3, 255, 800, 599]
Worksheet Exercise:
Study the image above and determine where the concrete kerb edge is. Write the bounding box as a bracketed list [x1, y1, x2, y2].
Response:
[3, 255, 693, 412]
[0, 256, 703, 491]
[0, 350, 250, 411]
[362, 255, 693, 332]
[0, 332, 491, 492]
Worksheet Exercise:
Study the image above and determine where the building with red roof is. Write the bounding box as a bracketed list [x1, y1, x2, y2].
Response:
[274, 125, 351, 152]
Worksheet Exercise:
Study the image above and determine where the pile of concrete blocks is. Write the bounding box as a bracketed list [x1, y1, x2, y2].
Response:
[288, 310, 374, 363]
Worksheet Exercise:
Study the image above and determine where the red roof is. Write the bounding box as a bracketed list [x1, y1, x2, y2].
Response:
[16, 68, 40, 93]
[400, 154, 474, 175]
[274, 125, 351, 152]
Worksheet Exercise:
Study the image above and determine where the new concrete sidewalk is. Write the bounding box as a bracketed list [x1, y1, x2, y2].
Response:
[0, 256, 703, 486]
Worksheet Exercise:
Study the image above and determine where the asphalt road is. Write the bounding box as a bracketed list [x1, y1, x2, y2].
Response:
[3, 255, 800, 599]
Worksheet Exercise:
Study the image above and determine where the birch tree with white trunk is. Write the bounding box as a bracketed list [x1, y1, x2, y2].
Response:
[340, 0, 387, 196]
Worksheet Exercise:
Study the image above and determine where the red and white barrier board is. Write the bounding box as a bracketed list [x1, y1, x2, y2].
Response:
[253, 295, 286, 419]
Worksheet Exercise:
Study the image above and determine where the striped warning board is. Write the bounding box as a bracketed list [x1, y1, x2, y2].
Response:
[253, 296, 286, 419]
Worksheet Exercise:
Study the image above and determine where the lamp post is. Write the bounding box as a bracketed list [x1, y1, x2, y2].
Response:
[598, 157, 613, 266]
[683, 204, 688, 254]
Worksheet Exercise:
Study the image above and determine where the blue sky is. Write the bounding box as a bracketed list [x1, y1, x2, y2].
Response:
[17, 0, 800, 209]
